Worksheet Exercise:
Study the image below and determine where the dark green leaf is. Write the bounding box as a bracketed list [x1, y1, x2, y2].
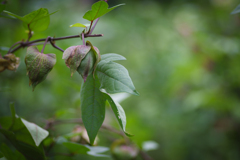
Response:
[97, 61, 139, 95]
[3, 8, 58, 31]
[105, 94, 133, 137]
[80, 75, 106, 145]
[231, 4, 240, 14]
[83, 1, 124, 21]
[63, 142, 90, 154]
[0, 143, 26, 160]
[100, 53, 126, 63]
[0, 4, 6, 14]
[0, 117, 12, 130]
[0, 129, 46, 160]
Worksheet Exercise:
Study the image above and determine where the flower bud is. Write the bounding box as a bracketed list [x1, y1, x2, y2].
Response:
[0, 53, 20, 72]
[25, 47, 56, 91]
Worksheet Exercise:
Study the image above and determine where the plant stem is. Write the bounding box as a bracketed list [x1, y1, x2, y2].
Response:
[8, 41, 23, 53]
[89, 18, 100, 35]
[82, 33, 85, 45]
[41, 36, 51, 53]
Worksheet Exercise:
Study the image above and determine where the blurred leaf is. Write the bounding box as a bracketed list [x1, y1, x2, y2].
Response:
[0, 4, 5, 13]
[142, 141, 159, 151]
[0, 117, 12, 130]
[63, 142, 90, 154]
[80, 75, 106, 145]
[25, 47, 56, 91]
[83, 1, 124, 21]
[21, 119, 49, 146]
[106, 94, 133, 137]
[0, 129, 46, 160]
[231, 4, 240, 14]
[86, 145, 110, 157]
[0, 103, 48, 160]
[3, 8, 58, 31]
[0, 143, 26, 160]
[70, 23, 86, 28]
[97, 61, 139, 95]
[100, 53, 126, 64]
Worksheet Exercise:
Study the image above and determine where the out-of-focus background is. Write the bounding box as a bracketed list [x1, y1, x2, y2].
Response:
[1, 0, 240, 159]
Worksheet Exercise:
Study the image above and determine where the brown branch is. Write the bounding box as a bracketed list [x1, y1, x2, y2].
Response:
[9, 34, 103, 53]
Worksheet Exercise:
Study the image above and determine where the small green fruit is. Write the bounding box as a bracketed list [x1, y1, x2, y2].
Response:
[25, 47, 56, 91]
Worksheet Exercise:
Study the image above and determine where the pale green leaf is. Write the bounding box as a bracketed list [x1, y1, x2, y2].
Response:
[4, 8, 58, 31]
[232, 4, 240, 14]
[105, 94, 133, 137]
[70, 23, 86, 28]
[97, 61, 139, 95]
[21, 118, 49, 146]
[80, 75, 106, 145]
[83, 1, 124, 21]
[100, 53, 126, 63]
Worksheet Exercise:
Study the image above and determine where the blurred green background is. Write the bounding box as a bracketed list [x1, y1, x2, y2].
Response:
[1, 0, 240, 159]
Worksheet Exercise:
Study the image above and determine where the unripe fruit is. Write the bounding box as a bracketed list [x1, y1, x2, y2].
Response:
[63, 41, 100, 81]
[25, 47, 56, 91]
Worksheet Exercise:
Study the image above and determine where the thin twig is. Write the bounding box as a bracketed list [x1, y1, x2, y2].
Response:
[8, 41, 23, 53]
[41, 36, 51, 53]
[82, 33, 85, 45]
[89, 18, 100, 35]
[9, 34, 103, 53]
[49, 39, 64, 52]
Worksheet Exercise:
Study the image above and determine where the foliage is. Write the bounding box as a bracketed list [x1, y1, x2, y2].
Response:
[0, 1, 143, 160]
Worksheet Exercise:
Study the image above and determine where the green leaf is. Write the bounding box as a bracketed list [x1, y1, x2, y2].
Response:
[0, 116, 12, 130]
[106, 94, 133, 137]
[0, 4, 6, 14]
[80, 75, 106, 145]
[100, 53, 126, 63]
[83, 1, 124, 21]
[25, 47, 56, 91]
[70, 23, 86, 28]
[21, 118, 49, 146]
[232, 4, 240, 14]
[3, 8, 58, 31]
[63, 142, 90, 154]
[0, 103, 48, 160]
[97, 61, 139, 95]
[0, 143, 26, 160]
[0, 129, 47, 160]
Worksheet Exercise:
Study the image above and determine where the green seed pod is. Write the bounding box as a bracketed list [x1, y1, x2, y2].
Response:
[77, 41, 100, 82]
[25, 47, 56, 91]
[62, 45, 91, 77]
